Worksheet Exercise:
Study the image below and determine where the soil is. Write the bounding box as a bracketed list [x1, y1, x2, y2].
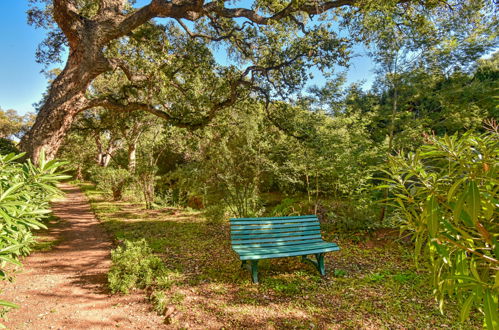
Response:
[1, 184, 167, 329]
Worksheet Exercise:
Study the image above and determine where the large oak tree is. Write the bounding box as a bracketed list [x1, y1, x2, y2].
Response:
[21, 0, 496, 160]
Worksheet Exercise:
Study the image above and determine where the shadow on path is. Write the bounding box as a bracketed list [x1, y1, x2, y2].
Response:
[1, 183, 165, 329]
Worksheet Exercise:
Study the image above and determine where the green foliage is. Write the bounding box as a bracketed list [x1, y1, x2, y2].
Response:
[85, 186, 484, 327]
[90, 167, 131, 201]
[203, 205, 230, 224]
[0, 138, 19, 155]
[59, 46, 497, 236]
[271, 198, 300, 216]
[382, 127, 498, 328]
[108, 239, 169, 294]
[0, 151, 69, 317]
[166, 102, 271, 219]
[149, 290, 167, 315]
[0, 108, 34, 139]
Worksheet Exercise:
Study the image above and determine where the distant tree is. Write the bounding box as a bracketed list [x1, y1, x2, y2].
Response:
[0, 108, 35, 139]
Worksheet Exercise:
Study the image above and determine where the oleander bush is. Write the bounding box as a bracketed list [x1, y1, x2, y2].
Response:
[381, 128, 498, 328]
[0, 152, 69, 313]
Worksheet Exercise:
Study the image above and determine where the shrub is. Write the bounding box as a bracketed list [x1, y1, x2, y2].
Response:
[150, 290, 168, 315]
[108, 239, 168, 294]
[90, 167, 131, 201]
[381, 128, 498, 328]
[271, 198, 300, 216]
[0, 152, 69, 317]
[203, 204, 229, 223]
[0, 138, 19, 155]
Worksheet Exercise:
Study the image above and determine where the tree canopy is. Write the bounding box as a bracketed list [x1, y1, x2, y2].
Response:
[20, 0, 497, 160]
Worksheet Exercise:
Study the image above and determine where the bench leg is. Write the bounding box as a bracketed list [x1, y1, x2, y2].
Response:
[241, 260, 259, 283]
[251, 260, 259, 284]
[315, 253, 325, 276]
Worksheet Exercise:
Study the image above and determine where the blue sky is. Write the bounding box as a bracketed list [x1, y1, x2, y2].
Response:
[0, 1, 51, 115]
[0, 1, 375, 116]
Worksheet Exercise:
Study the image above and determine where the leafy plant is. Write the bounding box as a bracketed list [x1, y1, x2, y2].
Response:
[0, 138, 19, 155]
[108, 239, 168, 294]
[381, 127, 498, 328]
[0, 151, 69, 320]
[90, 167, 131, 201]
[271, 198, 300, 216]
[150, 290, 167, 315]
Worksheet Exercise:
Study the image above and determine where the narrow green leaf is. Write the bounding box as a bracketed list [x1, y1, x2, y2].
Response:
[483, 290, 499, 330]
[0, 183, 24, 202]
[426, 195, 440, 237]
[460, 294, 475, 322]
[0, 300, 18, 309]
[448, 177, 466, 202]
[0, 255, 22, 266]
[466, 181, 481, 224]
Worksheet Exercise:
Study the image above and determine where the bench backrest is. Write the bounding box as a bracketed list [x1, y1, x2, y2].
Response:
[230, 215, 323, 249]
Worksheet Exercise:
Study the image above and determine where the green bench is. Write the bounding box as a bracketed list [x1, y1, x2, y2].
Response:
[230, 215, 340, 283]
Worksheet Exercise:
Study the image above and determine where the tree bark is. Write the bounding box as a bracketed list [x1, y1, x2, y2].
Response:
[19, 59, 92, 161]
[128, 142, 137, 173]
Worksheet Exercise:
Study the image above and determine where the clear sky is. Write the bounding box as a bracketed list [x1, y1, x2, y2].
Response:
[0, 1, 51, 115]
[0, 1, 375, 116]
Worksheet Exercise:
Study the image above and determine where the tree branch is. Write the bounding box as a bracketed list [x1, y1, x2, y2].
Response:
[175, 18, 234, 41]
[98, 0, 127, 16]
[53, 0, 85, 48]
[109, 58, 148, 82]
[206, 0, 356, 25]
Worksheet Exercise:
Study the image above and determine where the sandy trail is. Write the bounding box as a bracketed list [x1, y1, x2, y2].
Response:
[1, 183, 166, 329]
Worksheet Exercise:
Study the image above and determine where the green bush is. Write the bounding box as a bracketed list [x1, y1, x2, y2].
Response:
[381, 128, 498, 328]
[108, 239, 168, 294]
[90, 167, 131, 201]
[203, 204, 229, 223]
[150, 290, 168, 315]
[0, 138, 19, 155]
[271, 198, 300, 216]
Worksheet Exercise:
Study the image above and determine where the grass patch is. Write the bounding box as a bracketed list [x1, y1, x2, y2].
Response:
[30, 238, 61, 252]
[82, 184, 481, 328]
[31, 215, 62, 252]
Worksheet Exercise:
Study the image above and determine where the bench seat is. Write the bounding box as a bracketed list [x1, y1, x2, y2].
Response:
[234, 241, 340, 260]
[230, 215, 340, 283]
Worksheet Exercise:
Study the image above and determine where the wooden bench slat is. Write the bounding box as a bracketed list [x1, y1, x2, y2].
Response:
[230, 215, 316, 221]
[234, 242, 338, 255]
[232, 238, 325, 249]
[239, 246, 341, 260]
[232, 234, 322, 244]
[231, 230, 321, 240]
[231, 226, 321, 235]
[230, 218, 318, 225]
[231, 223, 320, 232]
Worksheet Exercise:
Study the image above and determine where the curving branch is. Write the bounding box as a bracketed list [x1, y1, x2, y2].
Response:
[175, 18, 239, 41]
[109, 58, 149, 82]
[53, 0, 85, 48]
[105, 0, 360, 47]
[205, 0, 356, 25]
[98, 0, 127, 16]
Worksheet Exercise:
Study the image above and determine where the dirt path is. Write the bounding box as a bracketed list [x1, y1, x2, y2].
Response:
[1, 184, 166, 329]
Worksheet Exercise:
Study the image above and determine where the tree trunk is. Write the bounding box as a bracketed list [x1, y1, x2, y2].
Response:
[379, 61, 399, 223]
[128, 142, 137, 173]
[19, 51, 101, 161]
